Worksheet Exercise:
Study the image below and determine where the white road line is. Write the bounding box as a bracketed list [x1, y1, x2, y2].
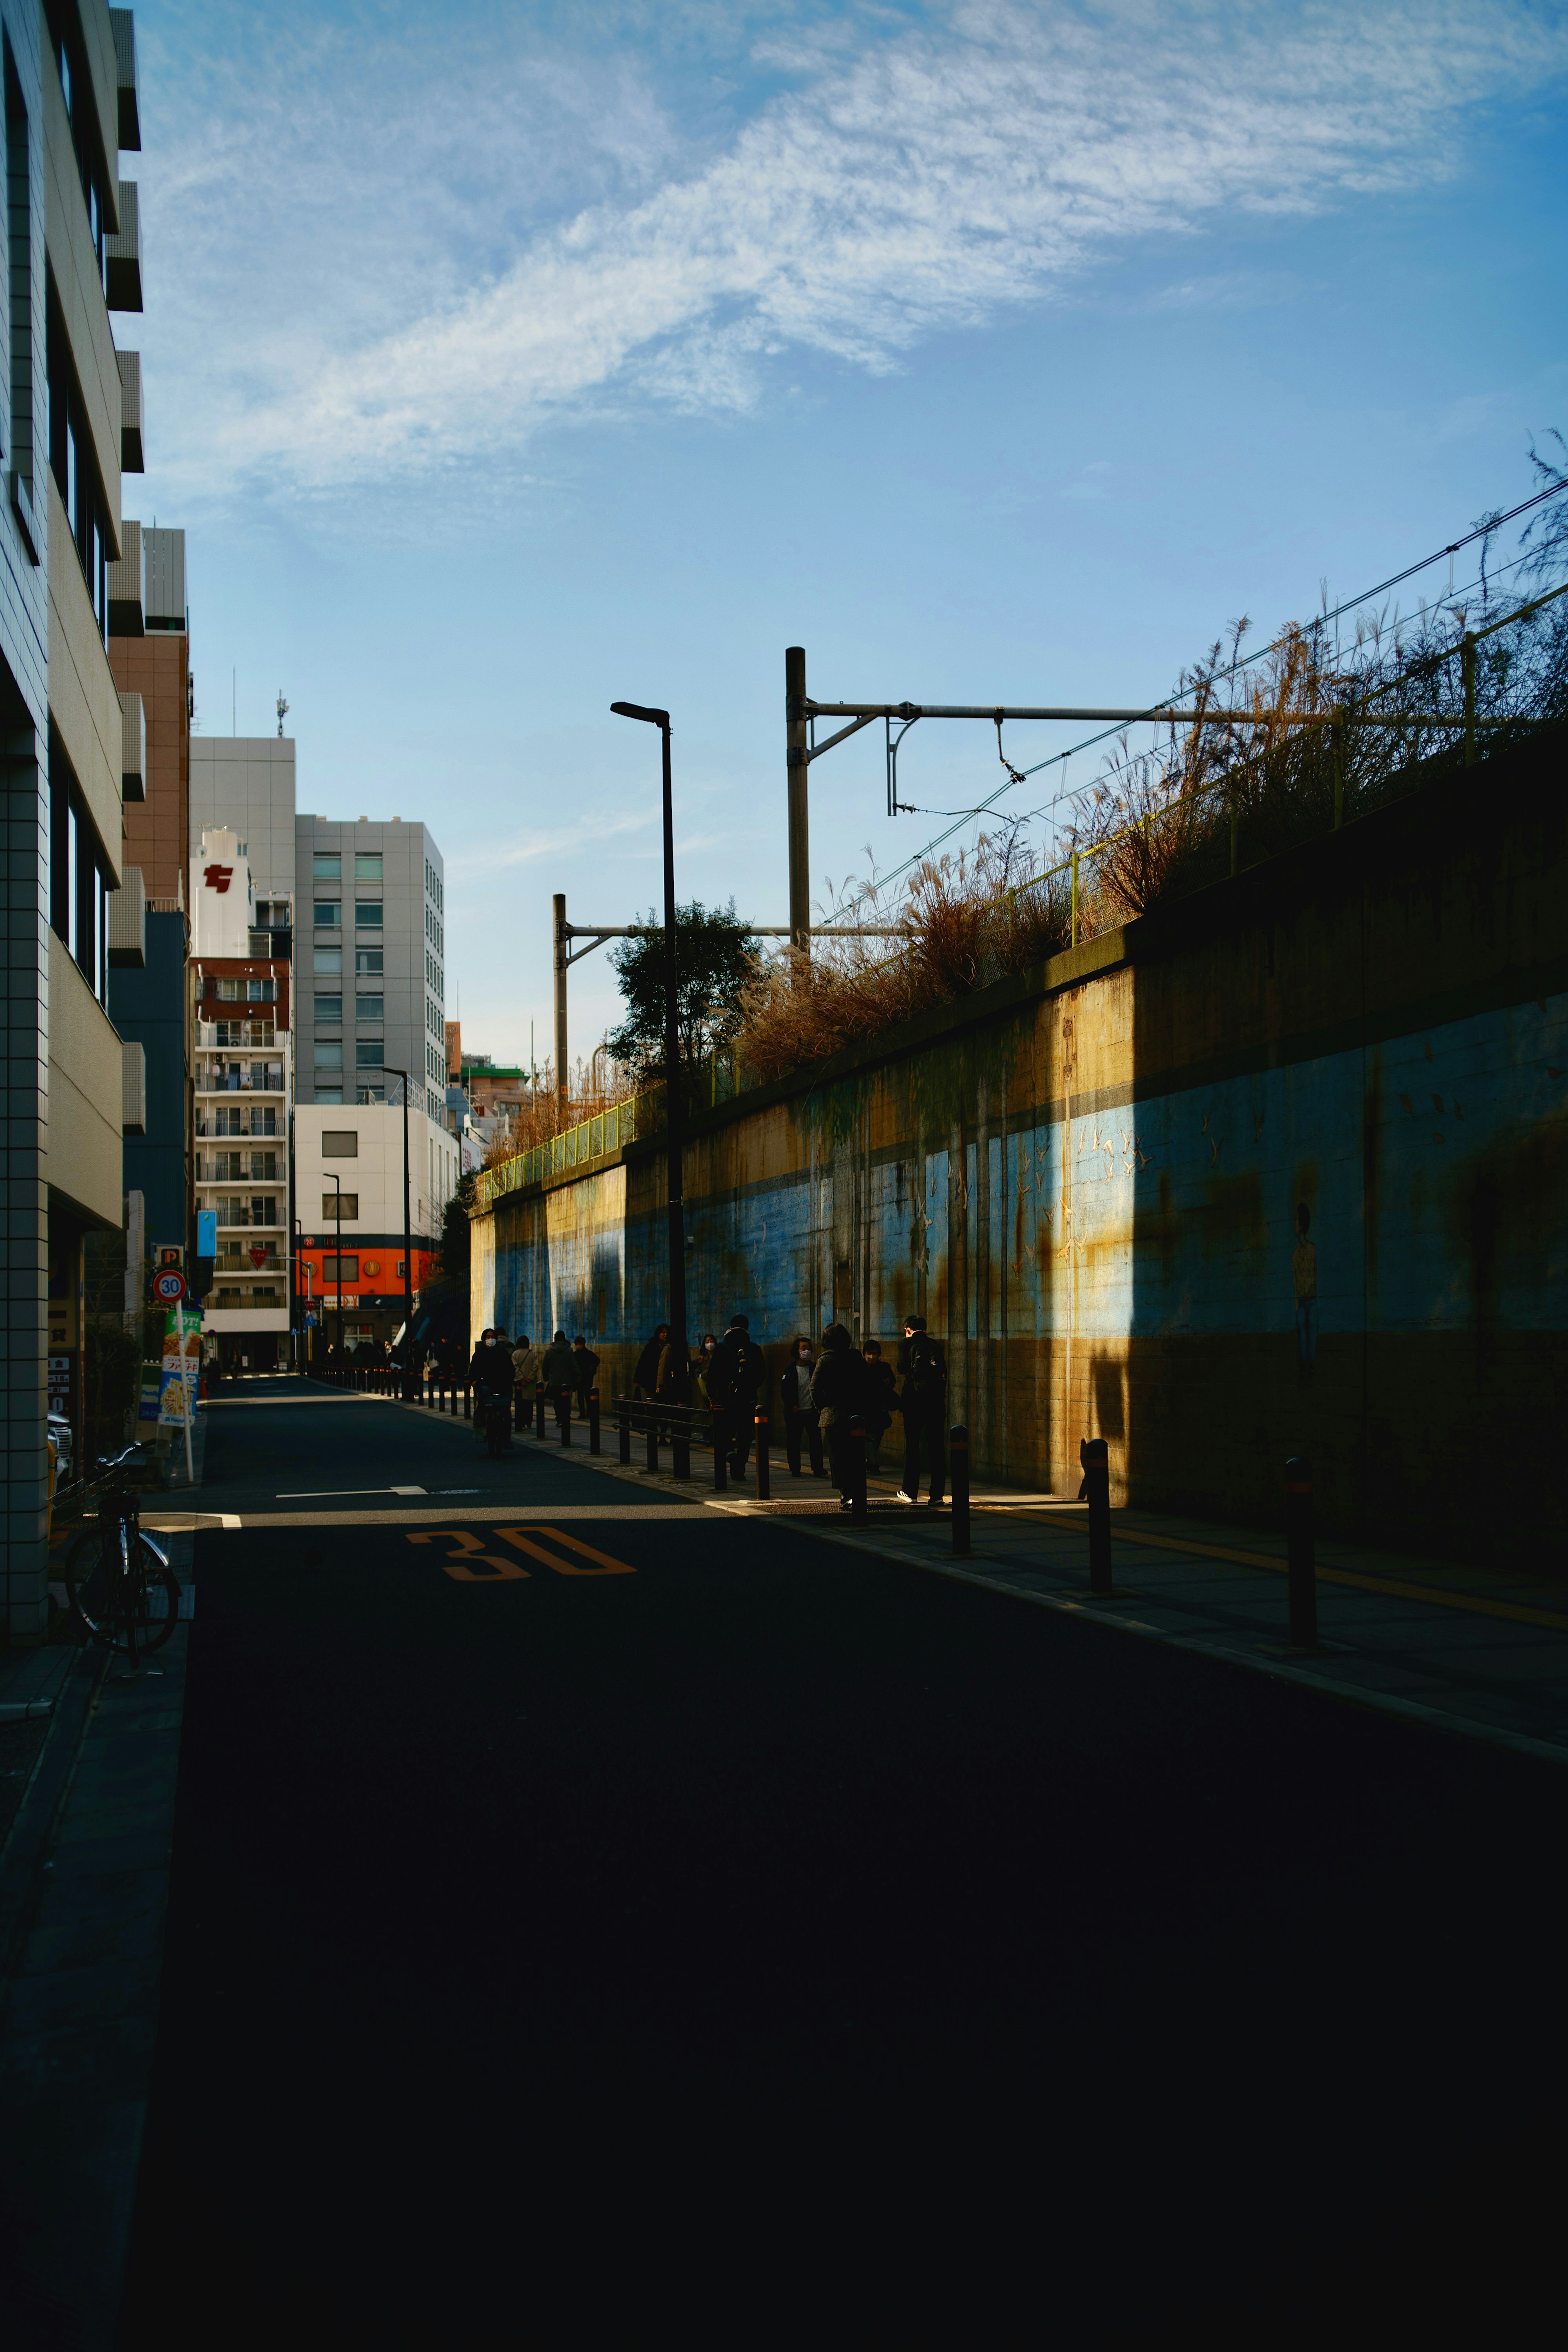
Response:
[275, 1486, 429, 1499]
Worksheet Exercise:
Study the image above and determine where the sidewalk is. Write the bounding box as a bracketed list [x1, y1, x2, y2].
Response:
[435, 1403, 1568, 1766]
[0, 1416, 205, 2345]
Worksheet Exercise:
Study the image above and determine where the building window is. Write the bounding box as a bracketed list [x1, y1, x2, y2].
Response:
[47, 292, 111, 639]
[314, 947, 342, 976]
[316, 1090, 343, 1107]
[355, 995, 384, 1021]
[354, 949, 383, 976]
[314, 996, 343, 1021]
[315, 1042, 343, 1070]
[7, 49, 35, 507]
[354, 1043, 382, 1068]
[322, 1131, 359, 1156]
[49, 742, 110, 1005]
[323, 1255, 360, 1283]
[354, 902, 383, 929]
[314, 902, 341, 928]
[314, 853, 341, 881]
[323, 1196, 359, 1224]
[354, 853, 382, 882]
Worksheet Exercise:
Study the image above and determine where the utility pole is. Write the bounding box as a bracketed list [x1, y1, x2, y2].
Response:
[385, 1066, 414, 1395]
[610, 701, 688, 1407]
[552, 893, 568, 1101]
[786, 646, 809, 953]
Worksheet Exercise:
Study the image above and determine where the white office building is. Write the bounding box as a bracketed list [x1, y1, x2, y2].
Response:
[296, 816, 445, 1123]
[295, 1104, 458, 1354]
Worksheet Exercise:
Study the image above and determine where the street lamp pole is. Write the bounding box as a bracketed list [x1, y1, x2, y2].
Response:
[324, 1170, 343, 1363]
[610, 699, 687, 1402]
[384, 1065, 415, 1396]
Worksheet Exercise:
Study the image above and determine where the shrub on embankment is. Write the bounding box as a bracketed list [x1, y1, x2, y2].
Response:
[734, 564, 1568, 1087]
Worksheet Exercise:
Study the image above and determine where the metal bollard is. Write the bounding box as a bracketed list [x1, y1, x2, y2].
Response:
[560, 1389, 571, 1446]
[673, 1408, 690, 1482]
[712, 1407, 727, 1492]
[646, 1413, 659, 1474]
[754, 1409, 771, 1502]
[950, 1424, 971, 1554]
[463, 1382, 471, 1421]
[535, 1382, 547, 1440]
[1286, 1456, 1318, 1648]
[1082, 1436, 1111, 1595]
[619, 1401, 631, 1466]
[588, 1388, 600, 1454]
[849, 1411, 868, 1524]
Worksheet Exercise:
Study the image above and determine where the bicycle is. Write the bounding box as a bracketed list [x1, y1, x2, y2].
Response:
[479, 1391, 513, 1459]
[64, 1445, 182, 1662]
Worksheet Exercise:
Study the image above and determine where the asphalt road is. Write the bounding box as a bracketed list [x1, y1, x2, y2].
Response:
[120, 1381, 1565, 2336]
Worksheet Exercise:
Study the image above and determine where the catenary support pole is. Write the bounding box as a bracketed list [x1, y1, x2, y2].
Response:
[786, 646, 809, 954]
[552, 892, 568, 1101]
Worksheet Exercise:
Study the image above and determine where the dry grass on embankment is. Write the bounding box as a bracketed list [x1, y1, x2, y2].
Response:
[735, 585, 1568, 1084]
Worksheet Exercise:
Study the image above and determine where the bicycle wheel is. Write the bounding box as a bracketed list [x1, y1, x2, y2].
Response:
[65, 1521, 130, 1647]
[131, 1541, 182, 1651]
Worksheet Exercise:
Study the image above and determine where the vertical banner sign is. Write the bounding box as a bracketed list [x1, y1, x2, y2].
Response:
[160, 1306, 202, 1483]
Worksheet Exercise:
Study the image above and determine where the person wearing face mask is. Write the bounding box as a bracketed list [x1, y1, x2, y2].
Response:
[470, 1327, 514, 1452]
[809, 1322, 870, 1510]
[780, 1335, 824, 1478]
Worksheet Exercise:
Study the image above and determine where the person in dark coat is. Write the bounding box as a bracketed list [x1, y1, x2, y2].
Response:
[470, 1327, 513, 1448]
[541, 1330, 576, 1433]
[571, 1336, 601, 1415]
[780, 1336, 824, 1477]
[810, 1322, 870, 1508]
[633, 1326, 669, 1399]
[861, 1340, 897, 1474]
[706, 1314, 767, 1477]
[896, 1314, 948, 1505]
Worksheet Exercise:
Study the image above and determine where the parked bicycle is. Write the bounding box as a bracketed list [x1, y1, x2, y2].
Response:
[65, 1445, 181, 1662]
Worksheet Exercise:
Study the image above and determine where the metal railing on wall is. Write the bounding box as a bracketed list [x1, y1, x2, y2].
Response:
[470, 1089, 659, 1212]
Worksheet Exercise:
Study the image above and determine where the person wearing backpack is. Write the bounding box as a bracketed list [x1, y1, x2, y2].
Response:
[541, 1329, 576, 1435]
[708, 1314, 766, 1478]
[896, 1315, 948, 1506]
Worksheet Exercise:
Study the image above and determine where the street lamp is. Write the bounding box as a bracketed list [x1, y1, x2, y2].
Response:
[383, 1065, 415, 1396]
[610, 699, 687, 1405]
[324, 1169, 344, 1363]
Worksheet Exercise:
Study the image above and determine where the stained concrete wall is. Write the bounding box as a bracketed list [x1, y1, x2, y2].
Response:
[474, 730, 1568, 1553]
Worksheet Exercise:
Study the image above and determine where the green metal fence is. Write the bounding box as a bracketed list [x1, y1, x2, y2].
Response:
[471, 1089, 659, 1212]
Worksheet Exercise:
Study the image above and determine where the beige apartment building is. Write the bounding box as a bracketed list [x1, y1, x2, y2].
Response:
[3, 3, 153, 1641]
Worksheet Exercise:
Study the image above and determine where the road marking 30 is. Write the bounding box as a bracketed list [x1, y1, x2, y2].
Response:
[496, 1527, 635, 1576]
[404, 1526, 636, 1580]
[406, 1529, 528, 1580]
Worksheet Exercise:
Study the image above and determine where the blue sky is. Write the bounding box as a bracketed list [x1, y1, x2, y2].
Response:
[132, 0, 1568, 1060]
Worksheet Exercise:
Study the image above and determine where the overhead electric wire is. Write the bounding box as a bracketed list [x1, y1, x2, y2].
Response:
[846, 485, 1566, 906]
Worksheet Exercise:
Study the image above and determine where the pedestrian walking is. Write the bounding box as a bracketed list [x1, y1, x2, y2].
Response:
[780, 1336, 824, 1477]
[571, 1336, 601, 1415]
[895, 1315, 948, 1506]
[861, 1340, 896, 1474]
[810, 1323, 870, 1510]
[707, 1314, 767, 1477]
[511, 1333, 542, 1430]
[541, 1329, 576, 1434]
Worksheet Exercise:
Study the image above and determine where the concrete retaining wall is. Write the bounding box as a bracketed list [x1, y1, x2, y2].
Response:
[474, 731, 1568, 1553]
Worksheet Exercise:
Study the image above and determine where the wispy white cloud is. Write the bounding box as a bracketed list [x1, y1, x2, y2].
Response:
[138, 0, 1568, 503]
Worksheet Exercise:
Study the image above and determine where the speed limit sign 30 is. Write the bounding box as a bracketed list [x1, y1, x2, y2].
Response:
[154, 1269, 187, 1304]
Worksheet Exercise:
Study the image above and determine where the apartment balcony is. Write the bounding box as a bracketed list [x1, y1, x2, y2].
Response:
[198, 1020, 280, 1049]
[196, 1114, 280, 1139]
[196, 1066, 287, 1096]
[197, 1154, 285, 1183]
